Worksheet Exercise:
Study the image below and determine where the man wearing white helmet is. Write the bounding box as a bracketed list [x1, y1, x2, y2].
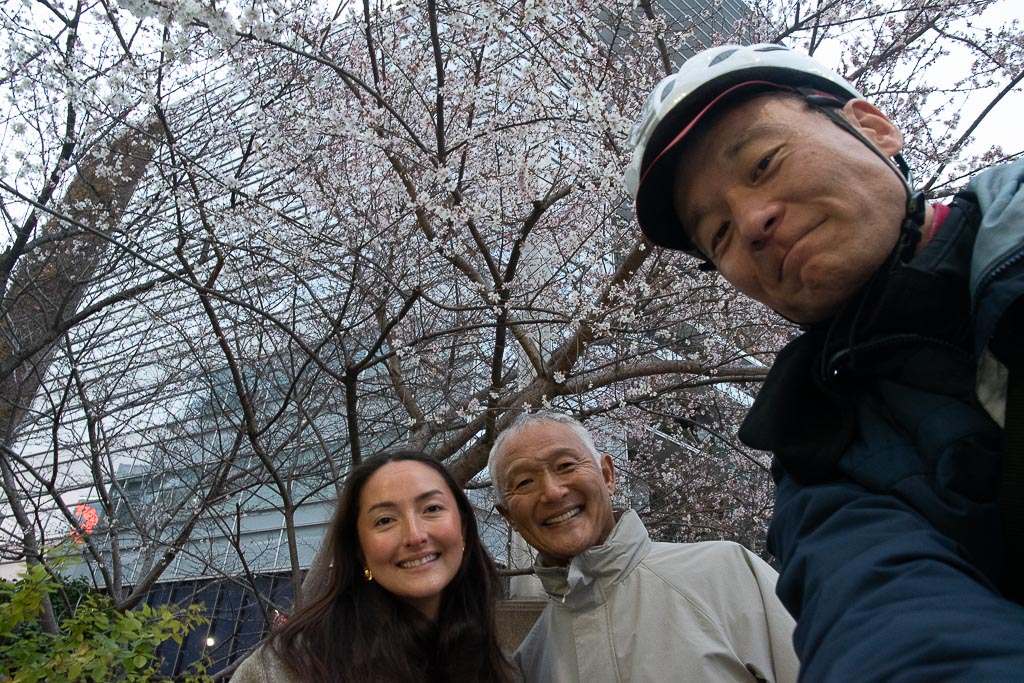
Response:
[628, 44, 1024, 680]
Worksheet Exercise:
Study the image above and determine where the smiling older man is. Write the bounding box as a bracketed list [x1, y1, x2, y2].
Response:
[489, 411, 798, 683]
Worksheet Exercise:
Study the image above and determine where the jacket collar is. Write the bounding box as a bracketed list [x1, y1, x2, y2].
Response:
[533, 509, 651, 612]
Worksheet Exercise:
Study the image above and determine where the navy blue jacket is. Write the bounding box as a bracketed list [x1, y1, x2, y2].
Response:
[740, 161, 1024, 681]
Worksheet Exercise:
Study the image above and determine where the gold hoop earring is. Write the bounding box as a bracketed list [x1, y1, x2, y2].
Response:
[364, 567, 373, 581]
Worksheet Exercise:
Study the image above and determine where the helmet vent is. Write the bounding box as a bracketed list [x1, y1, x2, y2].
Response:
[755, 45, 787, 52]
[658, 80, 675, 102]
[709, 49, 738, 66]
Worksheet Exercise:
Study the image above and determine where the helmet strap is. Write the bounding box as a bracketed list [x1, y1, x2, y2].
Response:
[898, 180, 925, 261]
[798, 88, 926, 264]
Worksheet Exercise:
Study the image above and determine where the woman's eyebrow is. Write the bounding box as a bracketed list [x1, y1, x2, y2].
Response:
[366, 489, 445, 514]
[366, 500, 397, 513]
[415, 489, 445, 503]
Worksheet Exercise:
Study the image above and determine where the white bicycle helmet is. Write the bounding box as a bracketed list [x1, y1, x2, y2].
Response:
[625, 43, 864, 257]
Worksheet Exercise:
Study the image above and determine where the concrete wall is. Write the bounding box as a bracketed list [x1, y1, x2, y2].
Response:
[496, 598, 547, 652]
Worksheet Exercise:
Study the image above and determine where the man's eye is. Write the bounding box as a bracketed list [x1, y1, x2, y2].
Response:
[710, 222, 730, 254]
[513, 479, 533, 491]
[755, 152, 775, 176]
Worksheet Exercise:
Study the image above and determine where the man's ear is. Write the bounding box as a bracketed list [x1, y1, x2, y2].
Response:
[841, 98, 904, 157]
[600, 453, 615, 496]
[495, 502, 514, 528]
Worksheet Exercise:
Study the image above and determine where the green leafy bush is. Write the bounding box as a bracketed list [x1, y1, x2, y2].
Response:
[0, 562, 210, 682]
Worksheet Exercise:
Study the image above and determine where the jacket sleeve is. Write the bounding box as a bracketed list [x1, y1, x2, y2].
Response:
[681, 542, 800, 682]
[770, 467, 1024, 682]
[712, 544, 800, 683]
[741, 547, 801, 683]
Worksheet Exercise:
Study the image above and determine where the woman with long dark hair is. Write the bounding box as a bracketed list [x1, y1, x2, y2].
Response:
[230, 450, 514, 682]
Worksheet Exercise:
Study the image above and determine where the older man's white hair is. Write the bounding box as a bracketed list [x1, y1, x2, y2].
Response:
[487, 410, 601, 504]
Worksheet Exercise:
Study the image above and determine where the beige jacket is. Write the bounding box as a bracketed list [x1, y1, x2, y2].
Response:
[228, 644, 299, 683]
[228, 628, 522, 682]
[514, 510, 799, 683]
